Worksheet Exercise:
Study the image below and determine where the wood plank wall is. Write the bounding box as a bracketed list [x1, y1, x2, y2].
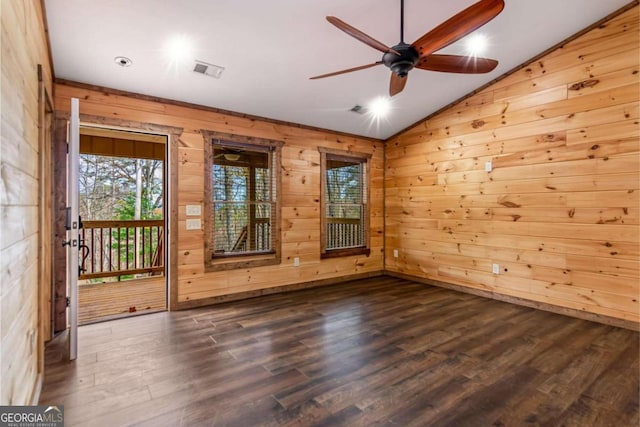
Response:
[385, 6, 640, 324]
[1, 0, 54, 404]
[53, 85, 384, 306]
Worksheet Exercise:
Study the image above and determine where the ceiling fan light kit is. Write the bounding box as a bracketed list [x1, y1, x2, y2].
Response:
[223, 153, 241, 161]
[311, 0, 505, 97]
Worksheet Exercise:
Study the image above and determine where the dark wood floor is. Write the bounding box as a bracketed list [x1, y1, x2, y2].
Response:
[40, 276, 639, 427]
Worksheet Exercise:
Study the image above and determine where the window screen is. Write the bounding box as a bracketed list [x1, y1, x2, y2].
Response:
[320, 149, 371, 257]
[211, 143, 276, 257]
[324, 154, 368, 251]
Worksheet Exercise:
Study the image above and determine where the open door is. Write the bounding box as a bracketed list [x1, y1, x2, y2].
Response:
[76, 127, 167, 324]
[66, 98, 80, 360]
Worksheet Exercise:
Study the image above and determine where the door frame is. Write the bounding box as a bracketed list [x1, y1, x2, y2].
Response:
[77, 124, 170, 315]
[52, 113, 182, 357]
[37, 65, 54, 378]
[71, 115, 182, 312]
[52, 114, 69, 335]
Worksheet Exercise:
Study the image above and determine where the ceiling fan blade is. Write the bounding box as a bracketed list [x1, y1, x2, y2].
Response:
[417, 54, 498, 73]
[389, 73, 408, 97]
[310, 61, 383, 80]
[326, 16, 400, 55]
[411, 0, 504, 58]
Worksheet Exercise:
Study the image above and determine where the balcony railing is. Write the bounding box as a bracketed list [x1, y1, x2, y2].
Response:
[327, 218, 363, 249]
[79, 219, 164, 280]
[220, 218, 365, 252]
[214, 217, 271, 255]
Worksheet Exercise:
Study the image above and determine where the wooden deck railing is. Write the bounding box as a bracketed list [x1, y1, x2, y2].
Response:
[327, 218, 363, 249]
[79, 219, 164, 280]
[216, 218, 271, 254]
[77, 218, 359, 276]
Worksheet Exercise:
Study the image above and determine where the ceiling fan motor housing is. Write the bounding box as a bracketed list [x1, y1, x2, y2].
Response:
[383, 43, 419, 77]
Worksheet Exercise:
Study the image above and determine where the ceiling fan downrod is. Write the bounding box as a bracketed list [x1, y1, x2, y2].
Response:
[400, 0, 405, 43]
[383, 0, 418, 78]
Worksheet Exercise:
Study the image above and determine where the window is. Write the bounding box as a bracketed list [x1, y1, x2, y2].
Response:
[319, 148, 371, 258]
[203, 132, 282, 271]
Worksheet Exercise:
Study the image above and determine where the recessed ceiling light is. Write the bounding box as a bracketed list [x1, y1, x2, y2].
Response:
[164, 34, 194, 64]
[368, 96, 391, 119]
[114, 56, 132, 67]
[465, 34, 488, 57]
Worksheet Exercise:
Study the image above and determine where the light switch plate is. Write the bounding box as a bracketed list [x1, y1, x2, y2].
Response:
[186, 204, 201, 216]
[186, 218, 201, 230]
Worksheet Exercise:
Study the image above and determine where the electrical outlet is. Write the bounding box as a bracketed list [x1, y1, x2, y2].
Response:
[293, 257, 300, 267]
[492, 263, 500, 274]
[393, 249, 399, 258]
[485, 161, 493, 172]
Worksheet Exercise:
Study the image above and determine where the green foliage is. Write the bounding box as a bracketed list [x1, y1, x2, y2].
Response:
[79, 155, 163, 221]
[78, 154, 164, 282]
[114, 190, 163, 220]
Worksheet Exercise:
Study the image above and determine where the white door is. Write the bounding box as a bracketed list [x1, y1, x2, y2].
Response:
[66, 98, 80, 360]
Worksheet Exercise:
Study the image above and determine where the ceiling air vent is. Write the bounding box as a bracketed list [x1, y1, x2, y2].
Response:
[350, 105, 368, 115]
[193, 60, 225, 79]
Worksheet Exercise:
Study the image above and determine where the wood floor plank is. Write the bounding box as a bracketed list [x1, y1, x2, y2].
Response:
[41, 276, 639, 426]
[551, 395, 634, 427]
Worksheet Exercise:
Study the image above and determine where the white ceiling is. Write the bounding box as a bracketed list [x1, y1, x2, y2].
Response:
[44, 0, 630, 140]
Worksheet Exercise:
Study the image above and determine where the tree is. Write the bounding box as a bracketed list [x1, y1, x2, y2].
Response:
[78, 154, 164, 281]
[79, 154, 163, 220]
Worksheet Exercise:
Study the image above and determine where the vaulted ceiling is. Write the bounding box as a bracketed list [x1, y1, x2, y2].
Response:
[44, 0, 630, 139]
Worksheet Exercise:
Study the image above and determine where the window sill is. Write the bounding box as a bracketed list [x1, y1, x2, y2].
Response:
[321, 247, 370, 259]
[206, 252, 280, 272]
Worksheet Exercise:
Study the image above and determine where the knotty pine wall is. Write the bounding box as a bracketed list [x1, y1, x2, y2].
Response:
[54, 84, 384, 306]
[1, 0, 54, 404]
[385, 6, 639, 324]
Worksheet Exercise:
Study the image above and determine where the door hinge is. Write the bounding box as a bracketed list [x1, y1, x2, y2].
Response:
[66, 297, 70, 307]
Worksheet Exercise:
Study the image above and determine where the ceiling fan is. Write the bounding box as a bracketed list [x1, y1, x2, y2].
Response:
[310, 0, 505, 97]
[214, 149, 244, 162]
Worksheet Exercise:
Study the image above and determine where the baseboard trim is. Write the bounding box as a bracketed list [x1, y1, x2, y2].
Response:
[386, 271, 640, 332]
[174, 270, 385, 310]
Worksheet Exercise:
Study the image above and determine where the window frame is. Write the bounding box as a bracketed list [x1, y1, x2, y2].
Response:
[319, 147, 371, 259]
[203, 131, 283, 272]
